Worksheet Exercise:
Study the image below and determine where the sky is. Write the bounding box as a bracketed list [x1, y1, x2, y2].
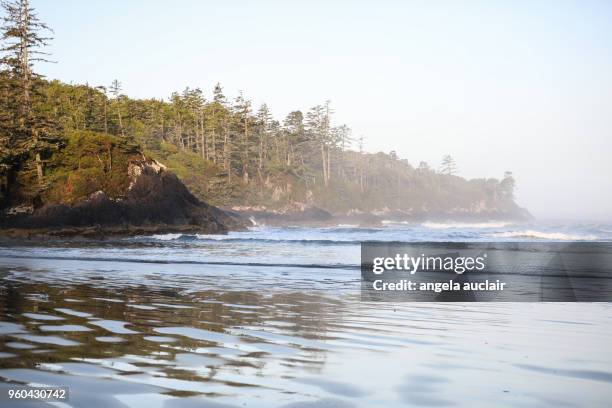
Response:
[30, 0, 612, 220]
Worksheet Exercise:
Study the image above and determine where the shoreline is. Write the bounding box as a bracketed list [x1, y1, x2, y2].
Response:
[0, 224, 236, 240]
[0, 205, 533, 240]
[0, 216, 526, 241]
[233, 207, 531, 228]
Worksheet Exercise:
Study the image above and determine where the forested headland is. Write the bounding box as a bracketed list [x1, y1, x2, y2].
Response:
[0, 0, 530, 229]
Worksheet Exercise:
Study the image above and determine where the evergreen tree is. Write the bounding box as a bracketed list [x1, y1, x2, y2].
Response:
[283, 110, 305, 169]
[202, 83, 228, 164]
[0, 2, 522, 217]
[306, 104, 334, 187]
[95, 85, 108, 134]
[232, 92, 252, 184]
[0, 0, 58, 188]
[1, 0, 51, 125]
[439, 154, 457, 176]
[358, 134, 366, 193]
[417, 161, 430, 172]
[255, 103, 272, 181]
[109, 79, 125, 137]
[500, 171, 515, 199]
[208, 84, 233, 183]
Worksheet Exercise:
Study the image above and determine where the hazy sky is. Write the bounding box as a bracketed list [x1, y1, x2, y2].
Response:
[32, 0, 612, 220]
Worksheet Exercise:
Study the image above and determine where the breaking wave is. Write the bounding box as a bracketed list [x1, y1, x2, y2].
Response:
[149, 235, 360, 245]
[421, 221, 515, 229]
[489, 230, 600, 241]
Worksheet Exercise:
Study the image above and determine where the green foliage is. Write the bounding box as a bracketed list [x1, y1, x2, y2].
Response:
[43, 130, 140, 203]
[0, 0, 526, 222]
[2, 74, 520, 215]
[146, 142, 218, 203]
[0, 1, 519, 215]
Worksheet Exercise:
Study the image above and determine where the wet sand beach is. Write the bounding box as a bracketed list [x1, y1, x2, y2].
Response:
[1, 224, 611, 407]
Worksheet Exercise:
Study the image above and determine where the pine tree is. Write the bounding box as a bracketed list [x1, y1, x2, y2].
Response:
[417, 161, 430, 172]
[333, 124, 351, 178]
[209, 83, 233, 183]
[232, 92, 252, 184]
[184, 87, 206, 159]
[0, 0, 58, 188]
[0, 70, 14, 178]
[439, 154, 457, 176]
[283, 110, 305, 170]
[322, 100, 333, 186]
[109, 79, 125, 137]
[306, 104, 327, 186]
[1, 0, 51, 125]
[358, 134, 366, 193]
[204, 82, 228, 164]
[95, 85, 108, 134]
[500, 171, 515, 199]
[255, 103, 272, 181]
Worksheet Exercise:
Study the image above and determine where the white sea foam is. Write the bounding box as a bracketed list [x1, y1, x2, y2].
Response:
[151, 233, 233, 241]
[489, 230, 599, 241]
[421, 221, 514, 229]
[151, 233, 183, 241]
[195, 234, 231, 240]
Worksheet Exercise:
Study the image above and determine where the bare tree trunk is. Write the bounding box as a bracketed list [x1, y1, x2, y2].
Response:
[223, 120, 231, 184]
[103, 98, 108, 134]
[18, 0, 32, 132]
[242, 117, 249, 184]
[360, 166, 364, 193]
[32, 130, 43, 186]
[116, 104, 124, 137]
[107, 144, 112, 171]
[258, 136, 263, 183]
[326, 147, 331, 185]
[176, 112, 183, 149]
[200, 110, 207, 159]
[200, 133, 205, 158]
[160, 113, 165, 142]
[321, 142, 328, 188]
[210, 107, 217, 163]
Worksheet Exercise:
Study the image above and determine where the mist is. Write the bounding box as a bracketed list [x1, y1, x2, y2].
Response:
[35, 0, 612, 221]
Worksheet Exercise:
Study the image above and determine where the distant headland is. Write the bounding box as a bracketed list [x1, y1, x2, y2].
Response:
[0, 1, 530, 237]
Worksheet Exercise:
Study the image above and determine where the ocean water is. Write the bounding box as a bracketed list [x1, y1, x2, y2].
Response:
[0, 221, 611, 407]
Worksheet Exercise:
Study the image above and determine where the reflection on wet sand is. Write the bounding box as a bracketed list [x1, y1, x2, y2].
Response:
[0, 281, 354, 406]
[1, 237, 612, 408]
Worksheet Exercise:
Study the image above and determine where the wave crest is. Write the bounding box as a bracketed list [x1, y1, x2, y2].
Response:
[422, 221, 514, 229]
[489, 230, 599, 241]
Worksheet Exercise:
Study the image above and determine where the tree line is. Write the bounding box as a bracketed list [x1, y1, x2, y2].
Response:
[1, 0, 517, 214]
[38, 80, 362, 190]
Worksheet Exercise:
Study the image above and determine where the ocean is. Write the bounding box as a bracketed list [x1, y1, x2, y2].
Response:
[0, 221, 611, 407]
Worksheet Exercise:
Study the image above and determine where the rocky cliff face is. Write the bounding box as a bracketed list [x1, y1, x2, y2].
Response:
[0, 131, 245, 237]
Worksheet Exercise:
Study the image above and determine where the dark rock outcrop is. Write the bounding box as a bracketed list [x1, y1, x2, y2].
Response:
[0, 157, 246, 237]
